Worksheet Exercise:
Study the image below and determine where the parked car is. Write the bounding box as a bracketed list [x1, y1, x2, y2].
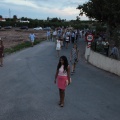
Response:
[4, 26, 12, 29]
[33, 27, 42, 30]
[20, 26, 28, 30]
[43, 27, 51, 31]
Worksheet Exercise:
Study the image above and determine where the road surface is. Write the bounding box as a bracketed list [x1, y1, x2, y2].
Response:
[0, 39, 120, 120]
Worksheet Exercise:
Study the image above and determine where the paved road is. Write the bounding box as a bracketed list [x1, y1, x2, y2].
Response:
[0, 39, 120, 120]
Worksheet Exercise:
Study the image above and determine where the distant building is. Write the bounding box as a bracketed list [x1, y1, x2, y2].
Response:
[18, 20, 30, 23]
[0, 18, 6, 22]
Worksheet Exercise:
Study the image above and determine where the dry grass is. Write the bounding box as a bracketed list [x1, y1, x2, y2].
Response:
[0, 28, 46, 49]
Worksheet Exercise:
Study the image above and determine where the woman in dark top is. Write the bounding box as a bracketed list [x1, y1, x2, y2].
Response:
[0, 39, 4, 67]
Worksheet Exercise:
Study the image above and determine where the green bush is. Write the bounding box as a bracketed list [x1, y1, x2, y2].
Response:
[91, 42, 104, 53]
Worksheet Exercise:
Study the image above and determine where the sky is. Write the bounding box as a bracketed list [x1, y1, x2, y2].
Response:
[0, 0, 89, 20]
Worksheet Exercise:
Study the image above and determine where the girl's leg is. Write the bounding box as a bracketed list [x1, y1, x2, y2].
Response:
[32, 42, 34, 47]
[57, 50, 59, 57]
[60, 89, 65, 107]
[65, 42, 67, 48]
[71, 64, 74, 72]
[66, 43, 68, 49]
[1, 57, 3, 65]
[73, 63, 76, 72]
[71, 64, 74, 75]
[59, 89, 62, 105]
[58, 50, 60, 57]
[0, 58, 3, 66]
[0, 58, 1, 65]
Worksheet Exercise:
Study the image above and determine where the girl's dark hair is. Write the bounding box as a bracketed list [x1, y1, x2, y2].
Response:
[57, 56, 68, 72]
[73, 44, 78, 50]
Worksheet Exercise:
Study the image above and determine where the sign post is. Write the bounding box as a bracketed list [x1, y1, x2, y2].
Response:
[85, 34, 94, 62]
[86, 34, 94, 42]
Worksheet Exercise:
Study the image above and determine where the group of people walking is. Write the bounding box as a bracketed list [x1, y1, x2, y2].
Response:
[54, 28, 81, 107]
[0, 28, 80, 108]
[54, 28, 81, 57]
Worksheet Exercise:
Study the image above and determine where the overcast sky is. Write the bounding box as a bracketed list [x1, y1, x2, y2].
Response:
[0, 0, 89, 20]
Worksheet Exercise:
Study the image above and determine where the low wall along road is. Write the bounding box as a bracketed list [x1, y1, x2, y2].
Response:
[85, 47, 120, 76]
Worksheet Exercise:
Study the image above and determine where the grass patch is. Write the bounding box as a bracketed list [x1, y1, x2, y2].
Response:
[4, 39, 44, 55]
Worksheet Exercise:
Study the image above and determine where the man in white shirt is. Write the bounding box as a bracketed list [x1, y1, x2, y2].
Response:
[102, 39, 109, 56]
[52, 30, 57, 42]
[47, 30, 50, 41]
[29, 33, 35, 47]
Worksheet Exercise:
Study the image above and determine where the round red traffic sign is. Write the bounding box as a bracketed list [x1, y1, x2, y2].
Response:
[86, 34, 94, 42]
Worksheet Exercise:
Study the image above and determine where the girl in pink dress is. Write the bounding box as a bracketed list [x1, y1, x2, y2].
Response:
[54, 56, 70, 107]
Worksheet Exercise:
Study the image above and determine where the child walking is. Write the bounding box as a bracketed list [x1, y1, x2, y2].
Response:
[70, 44, 80, 75]
[56, 37, 61, 57]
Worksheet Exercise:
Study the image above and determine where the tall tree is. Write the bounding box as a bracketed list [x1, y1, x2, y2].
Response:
[76, 16, 80, 21]
[77, 0, 120, 45]
[13, 15, 17, 19]
[0, 15, 2, 19]
[13, 15, 17, 22]
[77, 0, 120, 26]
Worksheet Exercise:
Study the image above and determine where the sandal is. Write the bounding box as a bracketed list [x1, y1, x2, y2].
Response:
[60, 104, 64, 107]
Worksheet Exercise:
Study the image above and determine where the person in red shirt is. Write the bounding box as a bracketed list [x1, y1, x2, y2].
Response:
[0, 39, 4, 67]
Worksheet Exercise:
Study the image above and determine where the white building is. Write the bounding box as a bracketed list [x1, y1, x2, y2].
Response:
[19, 20, 30, 23]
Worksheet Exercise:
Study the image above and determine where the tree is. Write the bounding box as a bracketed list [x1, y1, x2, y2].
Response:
[21, 17, 28, 20]
[13, 15, 17, 19]
[13, 15, 17, 22]
[77, 0, 120, 45]
[77, 0, 120, 26]
[76, 16, 80, 21]
[47, 17, 49, 21]
[51, 17, 59, 22]
[0, 15, 2, 19]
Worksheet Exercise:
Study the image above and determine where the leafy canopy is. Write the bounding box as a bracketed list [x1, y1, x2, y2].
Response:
[77, 0, 120, 27]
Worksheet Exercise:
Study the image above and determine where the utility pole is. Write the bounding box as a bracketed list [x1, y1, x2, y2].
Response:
[9, 9, 11, 19]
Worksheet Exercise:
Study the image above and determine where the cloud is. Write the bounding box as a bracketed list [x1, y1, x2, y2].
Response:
[0, 0, 89, 20]
[2, 0, 40, 9]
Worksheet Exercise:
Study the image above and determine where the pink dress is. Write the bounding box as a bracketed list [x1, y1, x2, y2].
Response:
[57, 65, 68, 90]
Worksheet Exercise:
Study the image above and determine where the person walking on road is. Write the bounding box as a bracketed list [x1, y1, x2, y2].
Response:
[65, 35, 70, 49]
[102, 39, 109, 56]
[71, 31, 75, 44]
[70, 44, 80, 75]
[110, 44, 119, 59]
[54, 56, 70, 107]
[46, 30, 50, 41]
[29, 33, 35, 47]
[0, 39, 4, 67]
[52, 29, 57, 42]
[56, 37, 61, 57]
